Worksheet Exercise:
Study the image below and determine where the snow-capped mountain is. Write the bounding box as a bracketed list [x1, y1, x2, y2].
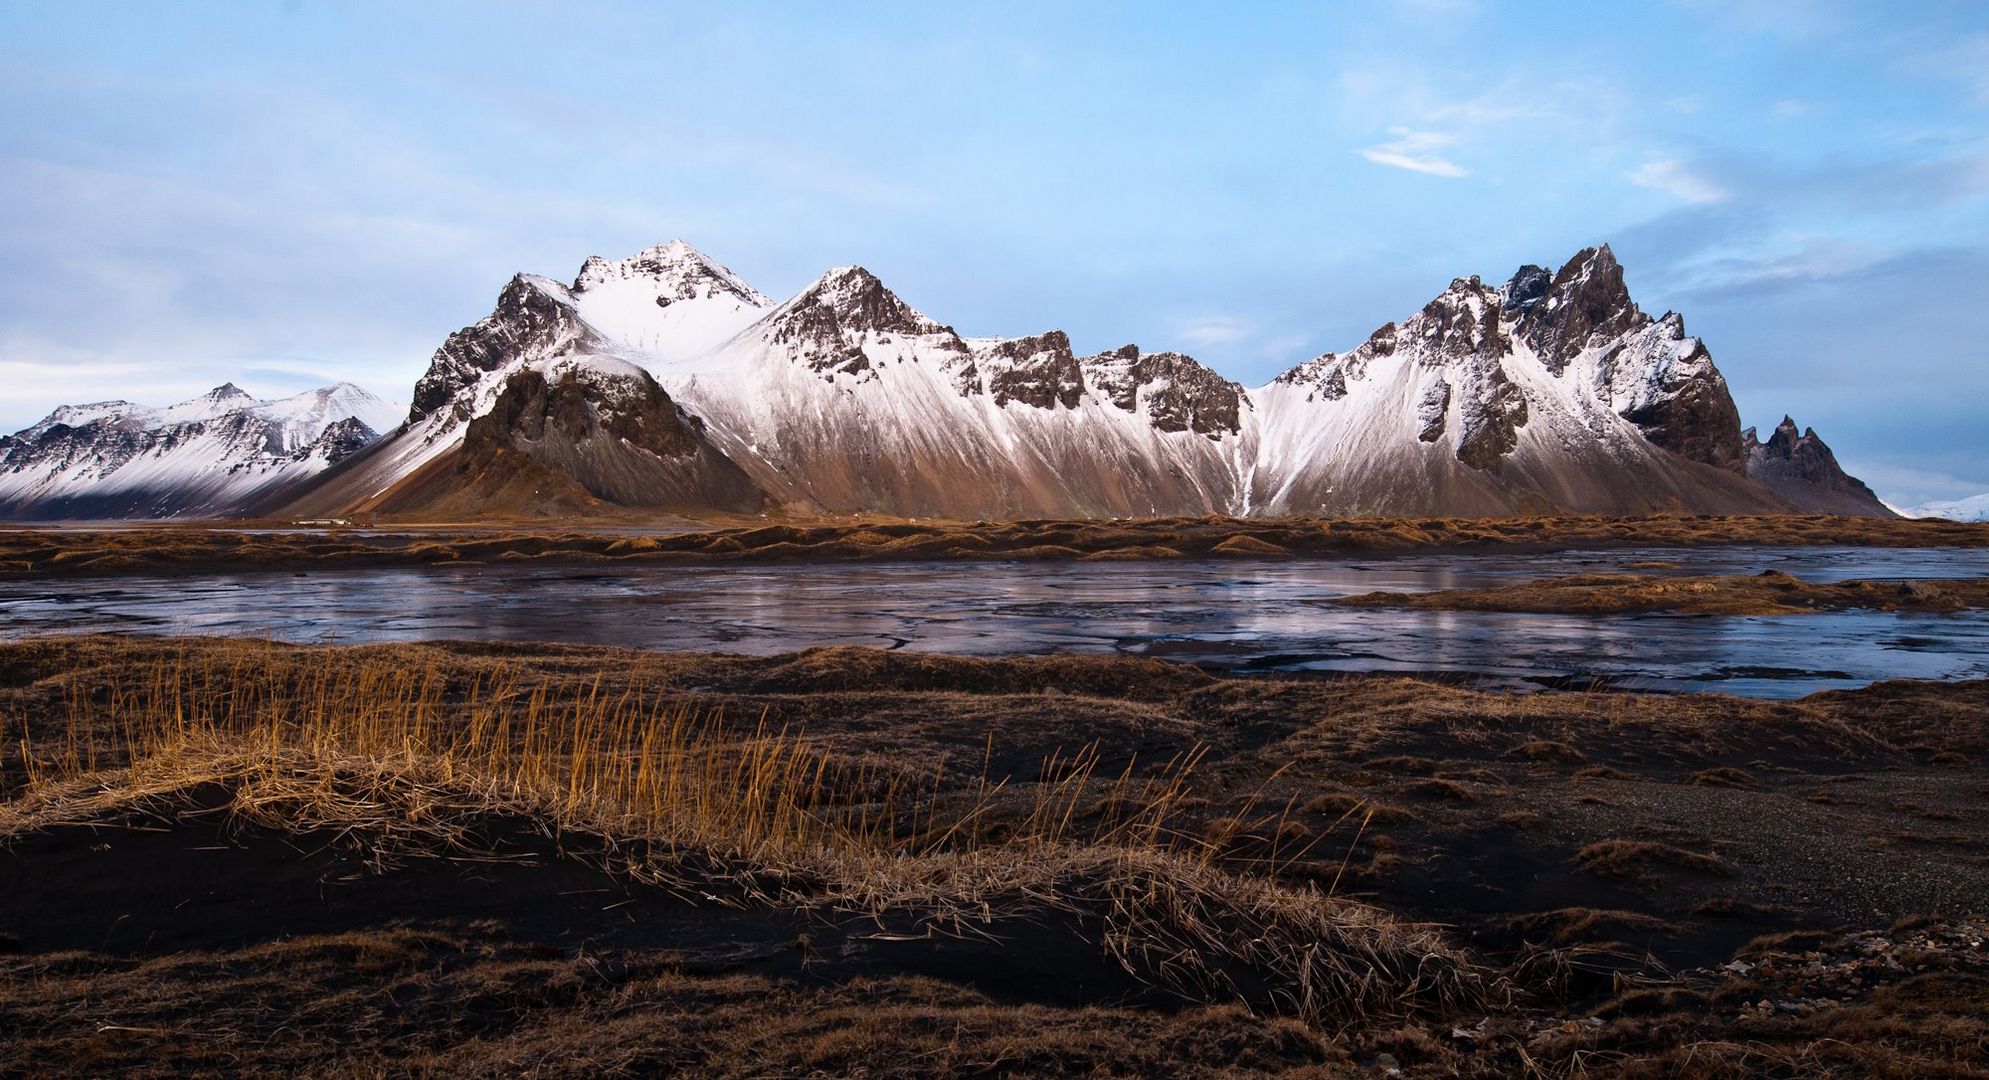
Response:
[289, 240, 1850, 520]
[1743, 417, 1892, 517]
[1253, 248, 1775, 515]
[0, 382, 402, 519]
[1905, 493, 1989, 522]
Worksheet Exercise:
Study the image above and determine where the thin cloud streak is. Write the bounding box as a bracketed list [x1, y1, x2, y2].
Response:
[1625, 158, 1730, 204]
[1356, 128, 1467, 177]
[1175, 315, 1253, 348]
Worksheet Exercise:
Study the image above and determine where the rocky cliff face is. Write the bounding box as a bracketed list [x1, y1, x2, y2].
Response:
[271, 240, 1875, 521]
[1745, 417, 1893, 517]
[1081, 345, 1246, 438]
[1514, 247, 1745, 471]
[764, 266, 976, 386]
[409, 275, 592, 425]
[0, 383, 399, 519]
[974, 331, 1085, 410]
[453, 361, 763, 512]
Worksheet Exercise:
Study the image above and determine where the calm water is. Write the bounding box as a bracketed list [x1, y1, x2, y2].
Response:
[3, 545, 1985, 698]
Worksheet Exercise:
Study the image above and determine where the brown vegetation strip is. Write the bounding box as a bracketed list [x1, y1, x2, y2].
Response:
[4, 512, 1987, 578]
[1336, 570, 1989, 615]
[2, 636, 1986, 1076]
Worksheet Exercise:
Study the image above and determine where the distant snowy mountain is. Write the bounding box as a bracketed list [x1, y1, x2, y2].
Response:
[0, 382, 402, 519]
[1905, 493, 1989, 522]
[291, 240, 1837, 520]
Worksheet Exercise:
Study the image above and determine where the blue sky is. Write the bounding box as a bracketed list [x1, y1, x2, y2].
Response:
[3, 0, 1985, 505]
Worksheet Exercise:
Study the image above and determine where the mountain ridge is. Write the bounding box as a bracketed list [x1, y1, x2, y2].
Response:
[7, 241, 1893, 520]
[0, 382, 402, 520]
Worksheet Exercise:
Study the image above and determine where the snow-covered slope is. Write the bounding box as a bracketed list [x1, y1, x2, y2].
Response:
[1906, 493, 1989, 522]
[0, 382, 401, 519]
[1253, 248, 1775, 515]
[286, 240, 1856, 520]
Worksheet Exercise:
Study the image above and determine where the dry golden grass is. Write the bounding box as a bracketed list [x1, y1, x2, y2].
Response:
[4, 636, 1987, 1077]
[2, 638, 1486, 1028]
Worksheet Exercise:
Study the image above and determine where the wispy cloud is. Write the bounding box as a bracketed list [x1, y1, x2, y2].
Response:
[1682, 235, 1888, 295]
[1357, 128, 1467, 177]
[1175, 315, 1253, 348]
[1625, 157, 1729, 203]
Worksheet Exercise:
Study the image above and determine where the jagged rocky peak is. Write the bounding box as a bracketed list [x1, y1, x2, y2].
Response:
[1517, 244, 1644, 374]
[1498, 264, 1552, 315]
[1416, 276, 1510, 364]
[1411, 279, 1527, 471]
[767, 266, 967, 379]
[315, 416, 380, 464]
[786, 266, 947, 334]
[971, 330, 1084, 409]
[1759, 416, 1798, 450]
[409, 273, 591, 424]
[1749, 416, 1836, 471]
[1080, 344, 1246, 438]
[1278, 275, 1509, 404]
[1501, 245, 1748, 473]
[1744, 416, 1892, 516]
[571, 239, 767, 306]
[1263, 244, 1755, 476]
[204, 383, 255, 406]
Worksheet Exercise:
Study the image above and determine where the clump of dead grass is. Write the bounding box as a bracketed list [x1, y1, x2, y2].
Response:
[0, 638, 1493, 1029]
[1574, 841, 1736, 886]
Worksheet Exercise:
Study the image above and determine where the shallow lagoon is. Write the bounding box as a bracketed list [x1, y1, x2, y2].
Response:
[5, 545, 1985, 697]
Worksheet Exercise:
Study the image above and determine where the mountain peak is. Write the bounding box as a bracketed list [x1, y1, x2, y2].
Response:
[1550, 245, 1630, 308]
[571, 240, 766, 306]
[647, 238, 701, 258]
[1499, 264, 1552, 314]
[807, 264, 883, 294]
[206, 382, 252, 402]
[762, 264, 961, 380]
[784, 265, 943, 335]
[1746, 416, 1892, 516]
[1516, 244, 1642, 374]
